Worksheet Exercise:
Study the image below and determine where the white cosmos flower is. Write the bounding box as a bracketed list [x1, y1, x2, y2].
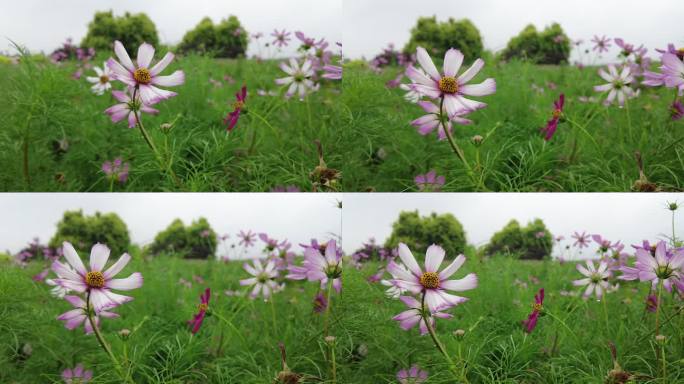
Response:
[275, 58, 316, 100]
[239, 259, 282, 299]
[86, 62, 113, 95]
[594, 64, 637, 106]
[572, 260, 611, 299]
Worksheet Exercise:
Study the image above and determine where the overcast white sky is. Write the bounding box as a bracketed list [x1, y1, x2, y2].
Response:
[343, 193, 682, 259]
[0, 193, 342, 256]
[0, 0, 341, 57]
[344, 0, 684, 62]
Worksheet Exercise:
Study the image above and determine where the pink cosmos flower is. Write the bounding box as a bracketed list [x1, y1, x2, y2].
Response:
[661, 53, 684, 89]
[645, 294, 658, 313]
[671, 100, 684, 121]
[286, 240, 342, 293]
[271, 29, 291, 48]
[388, 243, 477, 312]
[106, 41, 184, 105]
[104, 89, 159, 128]
[631, 241, 684, 293]
[411, 100, 471, 140]
[406, 47, 496, 117]
[240, 259, 281, 299]
[313, 292, 328, 313]
[295, 31, 316, 49]
[102, 158, 129, 183]
[572, 231, 590, 248]
[591, 35, 612, 53]
[188, 288, 210, 334]
[522, 288, 544, 333]
[594, 64, 636, 107]
[392, 295, 452, 335]
[57, 295, 118, 334]
[592, 234, 613, 253]
[322, 65, 342, 80]
[414, 170, 445, 191]
[62, 363, 93, 383]
[51, 242, 142, 312]
[573, 260, 610, 299]
[541, 94, 564, 141]
[224, 85, 247, 132]
[238, 230, 256, 247]
[397, 365, 428, 384]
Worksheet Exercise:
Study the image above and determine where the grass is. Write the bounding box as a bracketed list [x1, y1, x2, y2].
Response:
[2, 252, 683, 383]
[0, 52, 344, 191]
[341, 60, 684, 191]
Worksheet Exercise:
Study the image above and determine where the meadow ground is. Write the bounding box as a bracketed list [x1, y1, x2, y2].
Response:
[2, 254, 683, 383]
[0, 54, 344, 192]
[342, 60, 684, 192]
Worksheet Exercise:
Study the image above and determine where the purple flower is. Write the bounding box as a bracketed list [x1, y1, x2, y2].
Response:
[591, 35, 612, 53]
[392, 295, 452, 335]
[313, 292, 328, 313]
[414, 170, 445, 191]
[645, 294, 658, 313]
[671, 100, 684, 121]
[397, 365, 428, 384]
[238, 230, 256, 247]
[322, 65, 342, 80]
[188, 288, 210, 334]
[104, 89, 159, 128]
[411, 100, 471, 140]
[572, 231, 590, 248]
[286, 240, 342, 293]
[541, 93, 564, 141]
[224, 85, 247, 132]
[624, 241, 684, 293]
[522, 288, 544, 333]
[57, 295, 119, 334]
[661, 53, 684, 90]
[62, 363, 93, 383]
[592, 234, 613, 253]
[271, 29, 291, 48]
[102, 158, 130, 183]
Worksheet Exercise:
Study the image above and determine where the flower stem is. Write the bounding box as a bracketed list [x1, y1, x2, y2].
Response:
[323, 279, 334, 338]
[625, 98, 633, 142]
[565, 117, 601, 151]
[602, 295, 610, 335]
[270, 297, 277, 335]
[420, 291, 465, 382]
[438, 97, 470, 170]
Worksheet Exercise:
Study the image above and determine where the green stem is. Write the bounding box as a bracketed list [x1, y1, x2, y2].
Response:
[270, 297, 277, 335]
[329, 341, 337, 384]
[566, 117, 601, 151]
[625, 98, 633, 142]
[438, 97, 470, 170]
[131, 87, 158, 154]
[602, 295, 609, 335]
[420, 291, 464, 381]
[212, 310, 248, 346]
[249, 109, 280, 139]
[323, 279, 334, 338]
[545, 310, 579, 342]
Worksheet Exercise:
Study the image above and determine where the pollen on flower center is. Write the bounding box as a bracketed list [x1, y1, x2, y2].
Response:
[419, 272, 440, 289]
[86, 271, 105, 288]
[552, 109, 562, 118]
[198, 303, 208, 312]
[438, 76, 458, 94]
[232, 100, 245, 110]
[134, 68, 152, 84]
[99, 75, 109, 84]
[532, 303, 543, 311]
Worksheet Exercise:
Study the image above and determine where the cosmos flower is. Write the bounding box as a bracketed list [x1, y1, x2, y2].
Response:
[541, 94, 564, 141]
[312, 292, 328, 313]
[275, 58, 315, 100]
[322, 65, 342, 80]
[406, 47, 496, 117]
[294, 31, 316, 49]
[271, 29, 291, 48]
[573, 260, 610, 299]
[188, 288, 210, 334]
[400, 83, 422, 103]
[62, 364, 93, 383]
[224, 85, 247, 132]
[414, 170, 445, 192]
[107, 41, 184, 105]
[522, 288, 544, 333]
[661, 53, 684, 90]
[238, 230, 256, 247]
[592, 235, 613, 253]
[286, 240, 342, 293]
[240, 259, 282, 299]
[591, 35, 612, 53]
[86, 62, 112, 95]
[57, 295, 118, 334]
[51, 242, 143, 312]
[392, 295, 452, 335]
[671, 100, 684, 121]
[388, 243, 477, 312]
[572, 231, 591, 248]
[631, 241, 684, 292]
[102, 158, 130, 184]
[411, 100, 471, 140]
[397, 365, 428, 384]
[381, 278, 405, 298]
[594, 64, 636, 107]
[104, 89, 159, 128]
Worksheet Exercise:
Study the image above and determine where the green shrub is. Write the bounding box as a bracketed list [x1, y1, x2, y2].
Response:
[403, 16, 483, 60]
[148, 218, 217, 259]
[81, 10, 159, 52]
[486, 218, 552, 259]
[178, 16, 248, 58]
[384, 211, 467, 258]
[48, 210, 130, 256]
[500, 23, 570, 64]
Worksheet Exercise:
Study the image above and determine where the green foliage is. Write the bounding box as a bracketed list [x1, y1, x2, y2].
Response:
[0, 252, 12, 263]
[384, 211, 467, 256]
[501, 23, 570, 64]
[48, 210, 130, 256]
[486, 218, 552, 259]
[149, 218, 217, 259]
[81, 10, 159, 51]
[178, 16, 248, 58]
[403, 16, 484, 60]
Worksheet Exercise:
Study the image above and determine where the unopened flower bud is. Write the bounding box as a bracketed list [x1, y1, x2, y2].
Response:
[160, 123, 173, 134]
[118, 329, 131, 340]
[324, 335, 336, 345]
[471, 135, 484, 146]
[453, 329, 466, 338]
[655, 334, 666, 343]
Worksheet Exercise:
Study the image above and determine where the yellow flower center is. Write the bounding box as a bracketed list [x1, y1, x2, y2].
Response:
[438, 76, 458, 94]
[198, 303, 208, 312]
[86, 271, 105, 288]
[99, 75, 109, 84]
[532, 303, 543, 311]
[232, 100, 245, 110]
[552, 109, 562, 118]
[419, 272, 440, 289]
[134, 68, 152, 84]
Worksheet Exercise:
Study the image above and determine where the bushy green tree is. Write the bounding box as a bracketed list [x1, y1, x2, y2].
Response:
[403, 16, 483, 60]
[49, 210, 130, 256]
[486, 218, 552, 259]
[384, 211, 467, 258]
[81, 10, 159, 51]
[148, 218, 217, 259]
[501, 23, 570, 64]
[178, 16, 248, 58]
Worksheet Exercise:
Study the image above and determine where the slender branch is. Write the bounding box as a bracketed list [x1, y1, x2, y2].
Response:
[323, 279, 334, 337]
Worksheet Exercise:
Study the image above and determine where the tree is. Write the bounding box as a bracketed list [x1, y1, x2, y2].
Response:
[486, 218, 552, 259]
[49, 210, 130, 257]
[178, 15, 248, 58]
[148, 218, 217, 259]
[500, 23, 570, 64]
[403, 16, 484, 60]
[81, 10, 159, 52]
[384, 211, 467, 258]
